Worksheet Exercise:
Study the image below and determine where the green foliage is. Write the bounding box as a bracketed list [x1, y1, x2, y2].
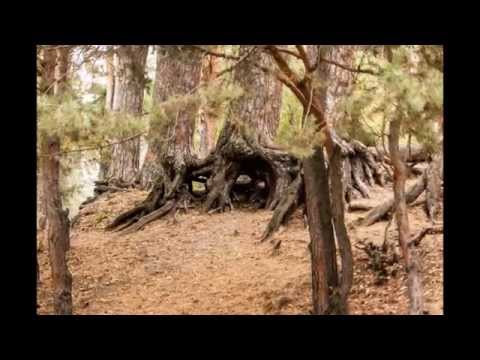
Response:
[276, 89, 326, 159]
[338, 45, 443, 153]
[37, 93, 148, 156]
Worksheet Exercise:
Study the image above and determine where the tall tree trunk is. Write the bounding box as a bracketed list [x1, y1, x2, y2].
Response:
[39, 47, 73, 314]
[203, 45, 286, 212]
[138, 45, 203, 190]
[108, 46, 203, 232]
[389, 117, 424, 315]
[37, 47, 57, 233]
[106, 45, 148, 185]
[304, 147, 338, 314]
[301, 45, 355, 314]
[41, 135, 72, 314]
[109, 46, 288, 233]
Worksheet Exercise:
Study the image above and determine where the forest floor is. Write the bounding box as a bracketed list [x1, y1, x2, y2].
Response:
[37, 177, 443, 315]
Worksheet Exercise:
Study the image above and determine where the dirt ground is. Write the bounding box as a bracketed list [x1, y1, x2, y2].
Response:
[37, 179, 443, 315]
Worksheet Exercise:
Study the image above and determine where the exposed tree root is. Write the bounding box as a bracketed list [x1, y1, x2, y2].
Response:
[121, 200, 176, 235]
[409, 224, 443, 247]
[360, 170, 427, 226]
[261, 173, 304, 242]
[104, 134, 385, 239]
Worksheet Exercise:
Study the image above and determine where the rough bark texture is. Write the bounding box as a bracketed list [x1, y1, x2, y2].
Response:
[108, 46, 290, 234]
[108, 46, 203, 231]
[105, 45, 148, 184]
[201, 46, 288, 214]
[138, 46, 202, 190]
[38, 46, 73, 314]
[302, 45, 355, 314]
[329, 145, 353, 314]
[41, 135, 73, 315]
[198, 51, 221, 157]
[304, 147, 338, 314]
[389, 118, 424, 315]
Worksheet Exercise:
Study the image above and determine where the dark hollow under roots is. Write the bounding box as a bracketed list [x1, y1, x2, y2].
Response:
[105, 137, 388, 241]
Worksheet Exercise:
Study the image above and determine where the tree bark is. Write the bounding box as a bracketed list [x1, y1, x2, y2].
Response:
[198, 51, 221, 157]
[41, 135, 72, 315]
[202, 46, 287, 213]
[37, 47, 57, 232]
[108, 46, 203, 231]
[109, 46, 288, 233]
[54, 47, 70, 96]
[389, 117, 424, 315]
[105, 50, 115, 112]
[38, 47, 56, 95]
[304, 147, 338, 314]
[329, 145, 353, 313]
[138, 46, 203, 190]
[106, 45, 148, 184]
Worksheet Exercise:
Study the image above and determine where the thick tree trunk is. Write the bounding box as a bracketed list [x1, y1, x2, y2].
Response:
[105, 45, 148, 184]
[109, 46, 289, 233]
[108, 46, 203, 231]
[198, 51, 221, 157]
[389, 118, 424, 315]
[41, 135, 73, 315]
[201, 46, 286, 213]
[138, 46, 202, 190]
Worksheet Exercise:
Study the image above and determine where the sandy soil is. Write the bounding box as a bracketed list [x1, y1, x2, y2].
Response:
[37, 180, 443, 315]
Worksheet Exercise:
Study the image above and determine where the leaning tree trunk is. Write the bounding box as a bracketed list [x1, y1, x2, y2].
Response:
[105, 45, 148, 185]
[389, 117, 424, 315]
[108, 45, 203, 232]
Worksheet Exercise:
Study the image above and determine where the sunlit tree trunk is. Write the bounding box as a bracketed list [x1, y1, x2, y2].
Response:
[138, 45, 203, 190]
[106, 45, 148, 185]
